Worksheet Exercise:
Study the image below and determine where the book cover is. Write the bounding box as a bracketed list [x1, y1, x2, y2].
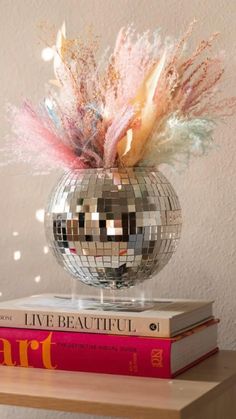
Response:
[0, 294, 213, 337]
[0, 319, 218, 378]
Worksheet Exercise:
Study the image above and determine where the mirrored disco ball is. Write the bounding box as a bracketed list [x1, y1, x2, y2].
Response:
[45, 168, 182, 289]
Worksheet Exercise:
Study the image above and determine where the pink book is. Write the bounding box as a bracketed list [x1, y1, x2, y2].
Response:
[0, 319, 218, 378]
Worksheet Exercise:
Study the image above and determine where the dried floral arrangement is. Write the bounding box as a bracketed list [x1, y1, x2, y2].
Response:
[9, 21, 236, 171]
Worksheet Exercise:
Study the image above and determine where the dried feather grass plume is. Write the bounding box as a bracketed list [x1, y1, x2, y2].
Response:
[8, 21, 236, 171]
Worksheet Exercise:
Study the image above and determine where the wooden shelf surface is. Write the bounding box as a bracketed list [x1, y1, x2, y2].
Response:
[0, 350, 235, 419]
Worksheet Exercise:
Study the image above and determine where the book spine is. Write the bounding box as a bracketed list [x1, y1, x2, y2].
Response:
[0, 309, 171, 337]
[0, 327, 172, 378]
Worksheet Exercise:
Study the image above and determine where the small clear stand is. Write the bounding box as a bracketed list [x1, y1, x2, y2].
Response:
[70, 277, 155, 312]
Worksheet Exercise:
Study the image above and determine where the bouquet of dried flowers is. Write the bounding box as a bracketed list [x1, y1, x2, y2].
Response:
[9, 21, 236, 171]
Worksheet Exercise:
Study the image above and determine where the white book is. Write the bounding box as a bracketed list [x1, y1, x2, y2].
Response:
[0, 294, 214, 337]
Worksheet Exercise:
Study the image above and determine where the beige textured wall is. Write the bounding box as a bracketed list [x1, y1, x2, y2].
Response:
[0, 0, 236, 418]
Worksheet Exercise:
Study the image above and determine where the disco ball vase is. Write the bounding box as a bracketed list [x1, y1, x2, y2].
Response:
[45, 167, 182, 289]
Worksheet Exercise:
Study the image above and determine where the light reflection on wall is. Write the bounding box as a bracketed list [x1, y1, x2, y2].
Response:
[35, 208, 45, 223]
[13, 250, 21, 261]
[34, 275, 41, 283]
[41, 47, 54, 61]
[43, 245, 49, 254]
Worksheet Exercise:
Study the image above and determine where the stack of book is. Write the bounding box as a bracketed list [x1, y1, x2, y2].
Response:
[0, 294, 218, 378]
